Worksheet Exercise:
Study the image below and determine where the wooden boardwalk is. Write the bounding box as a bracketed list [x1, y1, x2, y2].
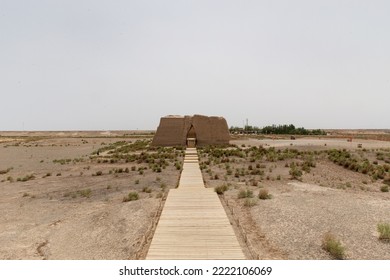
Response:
[146, 148, 245, 259]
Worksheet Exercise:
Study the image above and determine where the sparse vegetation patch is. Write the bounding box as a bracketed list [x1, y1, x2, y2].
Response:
[238, 189, 253, 199]
[258, 189, 272, 200]
[377, 223, 390, 241]
[244, 198, 257, 207]
[17, 174, 35, 182]
[215, 184, 228, 195]
[78, 189, 92, 198]
[123, 191, 139, 202]
[0, 167, 12, 175]
[322, 232, 345, 260]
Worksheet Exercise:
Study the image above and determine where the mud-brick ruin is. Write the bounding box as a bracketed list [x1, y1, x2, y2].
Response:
[152, 115, 230, 147]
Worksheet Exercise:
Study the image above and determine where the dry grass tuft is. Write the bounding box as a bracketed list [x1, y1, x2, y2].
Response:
[322, 232, 345, 260]
[238, 189, 253, 199]
[215, 184, 228, 195]
[377, 223, 390, 241]
[258, 189, 272, 200]
[244, 198, 257, 207]
[123, 191, 139, 202]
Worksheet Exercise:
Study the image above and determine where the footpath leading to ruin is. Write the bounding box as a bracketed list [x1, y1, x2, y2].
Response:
[146, 148, 245, 259]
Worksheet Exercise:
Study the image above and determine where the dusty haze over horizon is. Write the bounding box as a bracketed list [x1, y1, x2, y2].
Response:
[1, 0, 389, 131]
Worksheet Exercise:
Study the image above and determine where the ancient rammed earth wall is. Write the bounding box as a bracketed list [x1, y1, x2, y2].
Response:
[152, 115, 230, 146]
[151, 116, 186, 146]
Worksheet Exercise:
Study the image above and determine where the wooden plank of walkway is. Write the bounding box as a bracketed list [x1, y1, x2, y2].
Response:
[146, 148, 245, 260]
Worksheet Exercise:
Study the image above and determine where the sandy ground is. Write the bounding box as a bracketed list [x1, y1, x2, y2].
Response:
[1, 133, 389, 260]
[203, 140, 390, 260]
[0, 136, 180, 259]
[221, 180, 390, 259]
[231, 137, 390, 150]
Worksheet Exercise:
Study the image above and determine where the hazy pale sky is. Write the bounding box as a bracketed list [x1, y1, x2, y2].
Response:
[1, 0, 389, 130]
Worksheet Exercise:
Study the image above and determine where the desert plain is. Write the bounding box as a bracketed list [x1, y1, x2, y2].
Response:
[0, 130, 390, 259]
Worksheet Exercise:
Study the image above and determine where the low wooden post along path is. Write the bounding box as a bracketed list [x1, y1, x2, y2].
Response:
[146, 148, 245, 259]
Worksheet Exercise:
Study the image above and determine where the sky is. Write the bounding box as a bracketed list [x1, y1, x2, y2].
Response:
[1, 0, 389, 131]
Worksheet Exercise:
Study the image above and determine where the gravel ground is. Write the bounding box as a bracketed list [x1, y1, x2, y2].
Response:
[226, 181, 390, 259]
[2, 135, 389, 260]
[0, 137, 180, 259]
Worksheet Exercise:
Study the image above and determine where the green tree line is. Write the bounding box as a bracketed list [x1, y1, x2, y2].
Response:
[229, 124, 326, 135]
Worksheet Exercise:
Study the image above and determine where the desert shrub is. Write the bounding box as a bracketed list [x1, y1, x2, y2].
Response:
[94, 171, 103, 176]
[160, 183, 167, 190]
[53, 158, 72, 165]
[123, 191, 139, 202]
[374, 166, 386, 179]
[289, 165, 302, 180]
[7, 176, 14, 182]
[258, 189, 272, 200]
[142, 187, 152, 193]
[238, 189, 253, 199]
[376, 153, 385, 160]
[377, 223, 390, 241]
[155, 167, 162, 173]
[302, 163, 311, 173]
[276, 175, 281, 180]
[78, 189, 92, 198]
[214, 174, 219, 180]
[215, 184, 228, 195]
[380, 185, 389, 192]
[251, 169, 264, 176]
[156, 192, 164, 198]
[244, 198, 257, 207]
[0, 167, 12, 175]
[17, 174, 35, 182]
[322, 232, 345, 260]
[135, 179, 139, 184]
